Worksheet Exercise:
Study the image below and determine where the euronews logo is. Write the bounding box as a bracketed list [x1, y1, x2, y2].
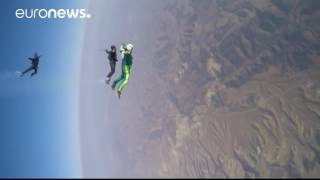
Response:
[15, 9, 91, 19]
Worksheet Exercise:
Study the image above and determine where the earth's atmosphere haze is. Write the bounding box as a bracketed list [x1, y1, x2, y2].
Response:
[80, 0, 320, 178]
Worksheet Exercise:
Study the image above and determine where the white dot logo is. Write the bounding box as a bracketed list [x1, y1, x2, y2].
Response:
[86, 14, 91, 18]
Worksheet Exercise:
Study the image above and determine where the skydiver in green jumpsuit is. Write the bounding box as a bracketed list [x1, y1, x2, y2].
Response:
[111, 43, 133, 99]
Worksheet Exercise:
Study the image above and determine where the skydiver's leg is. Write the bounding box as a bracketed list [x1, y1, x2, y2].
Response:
[111, 73, 124, 90]
[31, 68, 37, 76]
[106, 61, 115, 84]
[116, 65, 130, 97]
[20, 66, 34, 77]
[107, 61, 116, 78]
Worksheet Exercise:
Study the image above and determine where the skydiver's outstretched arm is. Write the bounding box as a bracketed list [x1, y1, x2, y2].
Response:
[28, 57, 33, 61]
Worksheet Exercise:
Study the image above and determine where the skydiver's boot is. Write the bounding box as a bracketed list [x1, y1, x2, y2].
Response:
[105, 77, 111, 84]
[117, 90, 121, 99]
[30, 68, 37, 77]
[30, 72, 36, 77]
[111, 82, 116, 90]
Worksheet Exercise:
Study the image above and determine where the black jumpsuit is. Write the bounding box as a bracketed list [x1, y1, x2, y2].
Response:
[106, 49, 117, 78]
[21, 57, 39, 76]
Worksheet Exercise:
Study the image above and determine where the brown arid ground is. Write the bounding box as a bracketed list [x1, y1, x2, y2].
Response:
[79, 0, 320, 178]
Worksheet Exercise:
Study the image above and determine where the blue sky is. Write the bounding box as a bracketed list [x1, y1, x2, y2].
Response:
[0, 0, 87, 178]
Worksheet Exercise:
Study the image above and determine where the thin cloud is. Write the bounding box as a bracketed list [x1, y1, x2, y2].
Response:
[0, 71, 20, 81]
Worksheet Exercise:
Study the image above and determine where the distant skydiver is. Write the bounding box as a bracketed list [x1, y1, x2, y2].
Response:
[20, 52, 40, 77]
[111, 43, 133, 99]
[105, 45, 118, 84]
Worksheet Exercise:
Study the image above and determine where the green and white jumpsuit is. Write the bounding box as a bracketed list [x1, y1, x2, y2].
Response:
[112, 44, 133, 96]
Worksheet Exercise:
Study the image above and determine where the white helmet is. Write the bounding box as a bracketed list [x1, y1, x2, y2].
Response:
[120, 43, 133, 54]
[126, 43, 133, 52]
